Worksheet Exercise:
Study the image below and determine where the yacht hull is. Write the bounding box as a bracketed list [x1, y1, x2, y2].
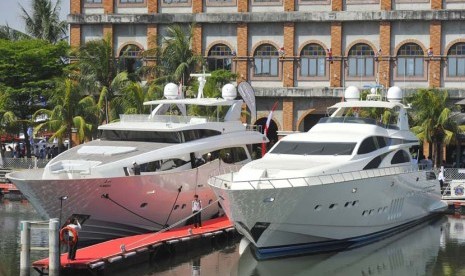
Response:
[8, 162, 227, 244]
[211, 170, 447, 259]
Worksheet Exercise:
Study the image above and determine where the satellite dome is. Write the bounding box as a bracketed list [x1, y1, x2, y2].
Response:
[387, 86, 402, 102]
[344, 86, 360, 102]
[222, 83, 237, 100]
[164, 83, 179, 99]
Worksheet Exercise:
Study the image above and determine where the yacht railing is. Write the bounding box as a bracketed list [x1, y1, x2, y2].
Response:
[209, 164, 429, 190]
[120, 114, 223, 123]
[318, 117, 399, 130]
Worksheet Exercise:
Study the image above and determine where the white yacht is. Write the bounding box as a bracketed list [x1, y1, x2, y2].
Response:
[209, 86, 447, 259]
[7, 81, 267, 243]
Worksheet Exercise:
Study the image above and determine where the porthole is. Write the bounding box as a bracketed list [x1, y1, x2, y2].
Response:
[181, 204, 186, 209]
[314, 205, 322, 211]
[344, 202, 350, 207]
[329, 203, 337, 209]
[174, 204, 179, 210]
[208, 199, 213, 204]
[263, 197, 275, 203]
[352, 200, 359, 206]
[140, 203, 148, 208]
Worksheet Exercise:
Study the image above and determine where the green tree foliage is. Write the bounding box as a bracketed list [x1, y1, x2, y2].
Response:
[0, 25, 31, 41]
[77, 37, 130, 123]
[34, 79, 97, 148]
[0, 39, 68, 156]
[157, 24, 204, 85]
[408, 88, 465, 167]
[20, 0, 67, 43]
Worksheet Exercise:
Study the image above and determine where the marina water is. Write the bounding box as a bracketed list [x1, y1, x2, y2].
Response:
[2, 198, 465, 275]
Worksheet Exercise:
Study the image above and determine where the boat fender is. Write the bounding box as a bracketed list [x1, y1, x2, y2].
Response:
[59, 226, 78, 246]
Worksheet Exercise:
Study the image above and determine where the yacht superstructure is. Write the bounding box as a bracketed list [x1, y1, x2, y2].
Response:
[209, 86, 447, 259]
[8, 81, 267, 243]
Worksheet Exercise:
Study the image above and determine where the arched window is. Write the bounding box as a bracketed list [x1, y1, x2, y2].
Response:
[300, 44, 326, 77]
[397, 43, 424, 77]
[253, 44, 279, 77]
[348, 44, 374, 77]
[119, 44, 143, 74]
[448, 43, 465, 77]
[207, 44, 233, 71]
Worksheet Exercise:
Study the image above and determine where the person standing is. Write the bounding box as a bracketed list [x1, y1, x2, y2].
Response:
[192, 195, 202, 228]
[438, 166, 445, 191]
[132, 161, 141, 175]
[66, 218, 81, 260]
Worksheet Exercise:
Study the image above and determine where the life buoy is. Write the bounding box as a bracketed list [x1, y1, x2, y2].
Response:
[59, 226, 78, 246]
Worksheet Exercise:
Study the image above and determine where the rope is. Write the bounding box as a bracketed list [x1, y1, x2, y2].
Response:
[101, 193, 165, 227]
[162, 186, 182, 228]
[125, 198, 220, 248]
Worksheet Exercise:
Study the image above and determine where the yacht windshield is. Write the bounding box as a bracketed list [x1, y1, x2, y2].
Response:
[100, 130, 183, 143]
[270, 141, 356, 155]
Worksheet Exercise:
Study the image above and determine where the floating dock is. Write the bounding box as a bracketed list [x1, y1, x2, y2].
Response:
[0, 183, 18, 194]
[32, 216, 234, 275]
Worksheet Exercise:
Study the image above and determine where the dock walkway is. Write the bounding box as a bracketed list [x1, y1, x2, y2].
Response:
[33, 216, 234, 274]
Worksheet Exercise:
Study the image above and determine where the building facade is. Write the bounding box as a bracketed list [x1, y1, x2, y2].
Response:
[68, 0, 465, 134]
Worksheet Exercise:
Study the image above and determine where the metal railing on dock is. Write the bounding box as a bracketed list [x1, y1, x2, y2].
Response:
[20, 218, 60, 276]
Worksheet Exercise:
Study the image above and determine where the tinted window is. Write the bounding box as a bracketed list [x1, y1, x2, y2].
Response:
[219, 147, 248, 164]
[391, 150, 411, 164]
[183, 129, 221, 142]
[376, 136, 388, 148]
[100, 130, 182, 143]
[358, 137, 377, 154]
[270, 141, 356, 155]
[364, 156, 382, 170]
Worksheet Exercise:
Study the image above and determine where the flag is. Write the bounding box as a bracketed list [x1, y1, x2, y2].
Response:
[262, 101, 279, 157]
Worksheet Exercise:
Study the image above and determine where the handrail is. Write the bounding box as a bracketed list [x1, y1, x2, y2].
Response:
[209, 164, 426, 190]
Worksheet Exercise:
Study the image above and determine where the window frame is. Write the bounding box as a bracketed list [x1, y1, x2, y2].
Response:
[117, 0, 147, 7]
[395, 43, 426, 80]
[346, 43, 375, 80]
[447, 43, 465, 79]
[251, 44, 281, 80]
[298, 43, 328, 80]
[206, 44, 234, 72]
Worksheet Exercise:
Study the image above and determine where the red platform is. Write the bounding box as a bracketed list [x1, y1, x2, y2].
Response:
[33, 216, 234, 271]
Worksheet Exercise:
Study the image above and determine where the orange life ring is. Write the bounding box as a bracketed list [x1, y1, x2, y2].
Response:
[59, 226, 78, 246]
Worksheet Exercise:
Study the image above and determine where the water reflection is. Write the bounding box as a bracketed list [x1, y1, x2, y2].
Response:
[233, 217, 444, 276]
[0, 198, 47, 276]
[4, 198, 465, 276]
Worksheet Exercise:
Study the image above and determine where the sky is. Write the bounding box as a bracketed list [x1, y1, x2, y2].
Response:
[0, 0, 69, 33]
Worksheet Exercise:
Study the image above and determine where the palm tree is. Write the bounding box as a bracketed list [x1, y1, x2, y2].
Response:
[158, 24, 204, 85]
[33, 79, 97, 149]
[408, 88, 465, 167]
[77, 37, 129, 123]
[20, 0, 67, 43]
[111, 81, 161, 117]
[0, 25, 30, 41]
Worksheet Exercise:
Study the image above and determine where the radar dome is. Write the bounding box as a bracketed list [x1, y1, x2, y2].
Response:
[387, 86, 403, 102]
[344, 86, 360, 102]
[164, 83, 179, 99]
[222, 83, 237, 100]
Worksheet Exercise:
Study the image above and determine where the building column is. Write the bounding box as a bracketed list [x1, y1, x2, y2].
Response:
[284, 0, 295, 11]
[283, 98, 294, 131]
[192, 24, 202, 56]
[193, 0, 203, 13]
[283, 23, 295, 87]
[429, 21, 441, 88]
[103, 24, 113, 50]
[70, 0, 81, 14]
[431, 0, 442, 9]
[146, 24, 158, 80]
[330, 22, 342, 88]
[148, 0, 158, 13]
[103, 0, 114, 13]
[379, 21, 391, 89]
[236, 23, 248, 83]
[380, 0, 391, 10]
[332, 0, 342, 11]
[238, 0, 249, 12]
[70, 25, 81, 49]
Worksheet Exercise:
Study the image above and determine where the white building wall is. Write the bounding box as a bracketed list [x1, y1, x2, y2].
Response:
[343, 22, 380, 53]
[114, 25, 148, 54]
[249, 4, 284, 12]
[391, 21, 429, 54]
[295, 2, 332, 11]
[115, 7, 148, 14]
[81, 25, 103, 44]
[344, 3, 380, 11]
[204, 5, 238, 13]
[392, 0, 431, 10]
[203, 24, 237, 55]
[444, 2, 465, 9]
[82, 8, 105, 14]
[249, 23, 284, 53]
